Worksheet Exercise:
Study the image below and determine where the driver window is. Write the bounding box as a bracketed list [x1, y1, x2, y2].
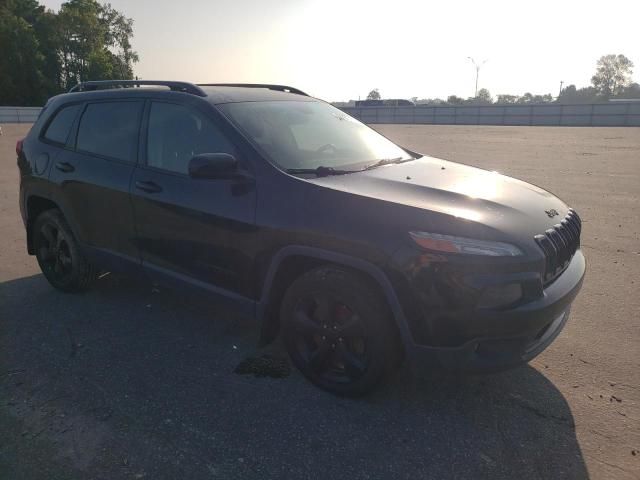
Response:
[147, 102, 235, 174]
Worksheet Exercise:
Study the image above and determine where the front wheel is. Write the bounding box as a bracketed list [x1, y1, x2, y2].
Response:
[33, 209, 97, 292]
[281, 266, 401, 396]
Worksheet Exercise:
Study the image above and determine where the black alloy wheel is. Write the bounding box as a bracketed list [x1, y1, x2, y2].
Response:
[33, 209, 97, 292]
[281, 266, 401, 396]
[290, 292, 369, 384]
[37, 221, 73, 281]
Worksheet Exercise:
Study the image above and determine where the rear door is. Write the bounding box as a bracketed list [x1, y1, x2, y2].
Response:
[22, 101, 83, 212]
[37, 102, 83, 176]
[48, 100, 143, 270]
[130, 100, 256, 301]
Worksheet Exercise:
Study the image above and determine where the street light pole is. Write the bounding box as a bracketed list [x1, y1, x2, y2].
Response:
[467, 57, 488, 97]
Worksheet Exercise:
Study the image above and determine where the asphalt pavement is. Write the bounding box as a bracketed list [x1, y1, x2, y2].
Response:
[1, 124, 638, 479]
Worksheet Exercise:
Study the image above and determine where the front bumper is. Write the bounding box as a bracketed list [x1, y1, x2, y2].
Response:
[405, 249, 585, 373]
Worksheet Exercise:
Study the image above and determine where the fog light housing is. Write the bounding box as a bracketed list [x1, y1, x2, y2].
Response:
[477, 283, 522, 309]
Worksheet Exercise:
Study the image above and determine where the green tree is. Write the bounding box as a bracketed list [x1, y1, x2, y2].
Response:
[57, 0, 111, 88]
[518, 92, 534, 104]
[446, 95, 464, 105]
[0, 0, 138, 105]
[621, 83, 640, 99]
[516, 92, 553, 104]
[474, 88, 492, 104]
[366, 89, 381, 100]
[418, 98, 446, 105]
[0, 1, 46, 105]
[100, 2, 138, 78]
[35, 8, 64, 96]
[591, 54, 634, 98]
[496, 94, 518, 104]
[558, 85, 599, 104]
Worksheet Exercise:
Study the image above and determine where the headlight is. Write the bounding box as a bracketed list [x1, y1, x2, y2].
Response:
[409, 231, 522, 256]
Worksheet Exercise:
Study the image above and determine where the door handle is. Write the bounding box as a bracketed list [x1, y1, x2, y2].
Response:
[135, 180, 163, 193]
[55, 161, 75, 173]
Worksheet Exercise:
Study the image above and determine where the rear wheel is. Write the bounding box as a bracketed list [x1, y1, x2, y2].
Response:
[33, 209, 97, 292]
[281, 266, 401, 396]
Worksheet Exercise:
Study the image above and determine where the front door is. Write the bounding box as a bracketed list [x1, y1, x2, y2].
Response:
[130, 101, 257, 302]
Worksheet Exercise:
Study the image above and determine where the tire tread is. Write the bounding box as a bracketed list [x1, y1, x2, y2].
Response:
[33, 209, 97, 292]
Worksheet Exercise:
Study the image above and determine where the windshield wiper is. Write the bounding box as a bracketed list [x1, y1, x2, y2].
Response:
[365, 157, 413, 170]
[285, 166, 359, 177]
[286, 158, 414, 177]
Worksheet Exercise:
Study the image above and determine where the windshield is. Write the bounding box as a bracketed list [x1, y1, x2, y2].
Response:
[220, 101, 413, 172]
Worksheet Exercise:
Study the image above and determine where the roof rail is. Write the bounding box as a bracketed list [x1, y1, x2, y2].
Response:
[198, 83, 308, 96]
[68, 80, 207, 97]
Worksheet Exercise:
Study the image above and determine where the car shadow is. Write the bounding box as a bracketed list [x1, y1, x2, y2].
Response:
[0, 273, 588, 479]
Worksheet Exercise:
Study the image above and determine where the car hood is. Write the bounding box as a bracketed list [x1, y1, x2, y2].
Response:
[308, 156, 571, 239]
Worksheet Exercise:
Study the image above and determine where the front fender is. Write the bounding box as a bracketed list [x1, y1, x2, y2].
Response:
[256, 245, 415, 349]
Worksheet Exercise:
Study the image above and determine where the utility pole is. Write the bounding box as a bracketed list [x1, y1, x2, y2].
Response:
[558, 80, 564, 98]
[467, 57, 488, 97]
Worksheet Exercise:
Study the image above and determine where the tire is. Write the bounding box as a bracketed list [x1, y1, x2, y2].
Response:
[33, 209, 97, 292]
[281, 266, 401, 396]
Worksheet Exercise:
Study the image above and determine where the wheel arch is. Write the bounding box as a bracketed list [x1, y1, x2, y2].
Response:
[25, 195, 83, 256]
[25, 195, 59, 254]
[256, 246, 413, 350]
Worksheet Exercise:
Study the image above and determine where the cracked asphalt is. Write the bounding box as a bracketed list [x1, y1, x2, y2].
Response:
[1, 124, 639, 479]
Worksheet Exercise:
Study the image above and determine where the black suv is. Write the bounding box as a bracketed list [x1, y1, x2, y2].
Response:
[17, 80, 585, 395]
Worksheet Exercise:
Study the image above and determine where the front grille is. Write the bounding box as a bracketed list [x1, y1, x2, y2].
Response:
[534, 208, 582, 285]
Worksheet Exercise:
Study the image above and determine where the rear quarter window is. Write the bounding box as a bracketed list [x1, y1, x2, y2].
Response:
[76, 101, 142, 162]
[42, 104, 81, 145]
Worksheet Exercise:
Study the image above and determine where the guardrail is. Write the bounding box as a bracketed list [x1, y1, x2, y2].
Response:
[0, 106, 42, 123]
[341, 102, 640, 126]
[3, 103, 640, 127]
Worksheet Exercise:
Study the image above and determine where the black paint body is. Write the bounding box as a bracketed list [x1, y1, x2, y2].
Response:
[18, 86, 585, 371]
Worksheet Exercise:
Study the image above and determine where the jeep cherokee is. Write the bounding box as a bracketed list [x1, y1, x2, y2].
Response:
[17, 80, 586, 395]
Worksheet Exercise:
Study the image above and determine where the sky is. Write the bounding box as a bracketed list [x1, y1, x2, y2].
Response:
[41, 0, 640, 101]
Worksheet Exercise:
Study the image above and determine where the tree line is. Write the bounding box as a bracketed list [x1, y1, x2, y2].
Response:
[354, 54, 638, 107]
[1, 3, 637, 110]
[0, 0, 137, 106]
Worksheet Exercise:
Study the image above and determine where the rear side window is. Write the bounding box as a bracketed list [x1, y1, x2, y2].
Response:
[76, 101, 142, 162]
[43, 104, 81, 145]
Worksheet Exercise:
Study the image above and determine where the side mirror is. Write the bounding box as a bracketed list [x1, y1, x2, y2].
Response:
[188, 153, 238, 180]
